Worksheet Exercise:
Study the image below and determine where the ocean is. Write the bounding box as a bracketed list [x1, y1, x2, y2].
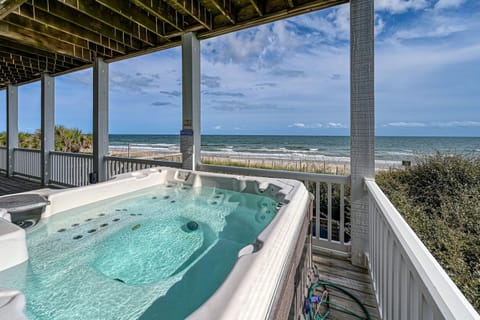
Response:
[109, 135, 480, 163]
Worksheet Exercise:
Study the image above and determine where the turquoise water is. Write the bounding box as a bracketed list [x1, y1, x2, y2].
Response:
[0, 184, 278, 320]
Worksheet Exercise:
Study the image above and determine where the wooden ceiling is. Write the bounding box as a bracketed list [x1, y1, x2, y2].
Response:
[0, 0, 346, 89]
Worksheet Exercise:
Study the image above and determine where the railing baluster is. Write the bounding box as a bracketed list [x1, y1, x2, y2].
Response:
[315, 181, 320, 240]
[327, 182, 332, 241]
[340, 183, 345, 244]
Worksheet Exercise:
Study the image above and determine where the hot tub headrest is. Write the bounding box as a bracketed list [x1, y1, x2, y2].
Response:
[0, 194, 49, 214]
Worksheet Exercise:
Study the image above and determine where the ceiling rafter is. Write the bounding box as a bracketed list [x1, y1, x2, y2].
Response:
[94, 0, 169, 41]
[210, 0, 235, 24]
[168, 0, 213, 31]
[248, 0, 264, 17]
[0, 0, 26, 19]
[57, 0, 158, 46]
[12, 3, 127, 54]
[28, 0, 144, 50]
[130, 0, 184, 32]
[0, 24, 92, 61]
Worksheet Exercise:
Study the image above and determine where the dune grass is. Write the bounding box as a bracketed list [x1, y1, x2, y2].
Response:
[377, 153, 480, 311]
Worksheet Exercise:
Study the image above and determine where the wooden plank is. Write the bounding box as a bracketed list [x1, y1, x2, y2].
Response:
[95, 0, 168, 40]
[130, 0, 184, 32]
[0, 0, 26, 19]
[13, 4, 126, 54]
[0, 174, 43, 196]
[57, 0, 158, 45]
[167, 0, 212, 30]
[313, 252, 369, 274]
[248, 0, 264, 17]
[29, 0, 145, 50]
[0, 23, 91, 62]
[312, 252, 381, 320]
[210, 0, 236, 24]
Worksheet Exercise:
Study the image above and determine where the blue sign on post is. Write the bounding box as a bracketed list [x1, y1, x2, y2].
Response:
[180, 129, 194, 136]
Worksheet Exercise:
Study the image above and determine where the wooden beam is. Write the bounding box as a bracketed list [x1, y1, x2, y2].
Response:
[4, 14, 90, 52]
[12, 4, 126, 54]
[0, 38, 85, 67]
[210, 0, 235, 24]
[168, 0, 213, 30]
[0, 0, 26, 19]
[0, 23, 92, 61]
[94, 0, 169, 40]
[0, 52, 70, 74]
[249, 0, 263, 17]
[287, 0, 295, 8]
[0, 45, 79, 69]
[29, 0, 145, 50]
[131, 0, 184, 32]
[57, 0, 158, 45]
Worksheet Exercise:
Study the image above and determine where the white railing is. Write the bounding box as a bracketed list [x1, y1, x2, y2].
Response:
[105, 156, 182, 179]
[13, 148, 41, 178]
[198, 164, 351, 254]
[0, 146, 6, 172]
[365, 179, 479, 320]
[50, 151, 93, 187]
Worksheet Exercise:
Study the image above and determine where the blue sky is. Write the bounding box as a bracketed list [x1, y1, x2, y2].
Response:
[0, 0, 479, 136]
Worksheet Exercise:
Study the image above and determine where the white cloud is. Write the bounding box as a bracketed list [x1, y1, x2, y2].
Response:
[384, 122, 427, 127]
[288, 123, 323, 128]
[383, 121, 480, 128]
[213, 125, 223, 130]
[433, 121, 480, 127]
[327, 122, 347, 128]
[375, 14, 385, 37]
[288, 122, 348, 129]
[434, 0, 465, 10]
[375, 0, 429, 14]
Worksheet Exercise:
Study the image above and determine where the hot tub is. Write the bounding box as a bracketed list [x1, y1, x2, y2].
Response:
[0, 167, 312, 320]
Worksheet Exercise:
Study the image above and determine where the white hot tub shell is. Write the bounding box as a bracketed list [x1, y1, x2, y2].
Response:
[0, 167, 312, 320]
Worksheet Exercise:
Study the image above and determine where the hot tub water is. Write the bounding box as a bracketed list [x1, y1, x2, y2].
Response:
[0, 183, 278, 320]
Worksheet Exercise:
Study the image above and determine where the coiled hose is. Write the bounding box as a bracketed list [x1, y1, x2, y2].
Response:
[304, 280, 371, 320]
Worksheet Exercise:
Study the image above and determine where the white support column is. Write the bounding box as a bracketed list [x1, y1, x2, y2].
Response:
[93, 57, 109, 183]
[181, 32, 201, 171]
[6, 85, 18, 177]
[350, 0, 375, 267]
[41, 74, 55, 186]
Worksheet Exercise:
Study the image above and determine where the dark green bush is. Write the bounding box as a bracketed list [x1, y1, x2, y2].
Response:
[377, 154, 480, 311]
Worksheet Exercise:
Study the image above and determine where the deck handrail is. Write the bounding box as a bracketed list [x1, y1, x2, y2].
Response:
[199, 163, 351, 254]
[49, 151, 93, 187]
[365, 178, 479, 320]
[13, 148, 41, 179]
[0, 146, 6, 172]
[105, 156, 182, 179]
[50, 151, 94, 159]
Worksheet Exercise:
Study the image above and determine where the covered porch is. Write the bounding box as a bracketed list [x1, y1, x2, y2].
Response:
[0, 0, 478, 319]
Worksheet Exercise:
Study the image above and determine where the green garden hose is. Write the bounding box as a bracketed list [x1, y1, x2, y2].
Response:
[305, 280, 371, 320]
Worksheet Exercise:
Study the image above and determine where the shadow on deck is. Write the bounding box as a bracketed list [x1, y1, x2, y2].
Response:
[310, 252, 380, 320]
[0, 174, 43, 196]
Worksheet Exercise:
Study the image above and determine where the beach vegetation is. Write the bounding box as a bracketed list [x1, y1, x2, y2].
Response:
[0, 126, 92, 152]
[377, 153, 480, 311]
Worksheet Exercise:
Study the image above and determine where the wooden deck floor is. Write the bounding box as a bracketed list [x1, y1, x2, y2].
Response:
[0, 174, 44, 196]
[311, 253, 380, 320]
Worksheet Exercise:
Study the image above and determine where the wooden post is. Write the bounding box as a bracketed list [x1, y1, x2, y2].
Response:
[41, 73, 55, 186]
[350, 0, 375, 267]
[6, 85, 18, 177]
[180, 32, 201, 171]
[93, 57, 109, 182]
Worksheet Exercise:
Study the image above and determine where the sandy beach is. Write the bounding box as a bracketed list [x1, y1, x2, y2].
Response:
[109, 148, 403, 174]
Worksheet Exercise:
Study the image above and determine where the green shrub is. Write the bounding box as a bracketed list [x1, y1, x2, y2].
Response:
[0, 126, 92, 152]
[377, 154, 480, 311]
